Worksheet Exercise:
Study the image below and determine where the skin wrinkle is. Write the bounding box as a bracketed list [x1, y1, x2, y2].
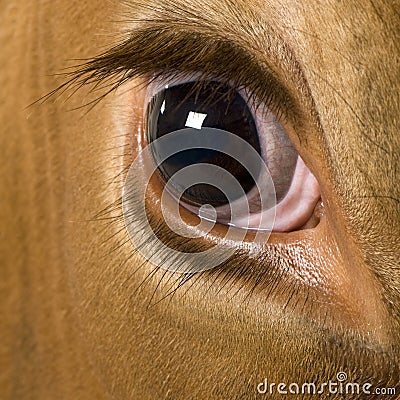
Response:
[1, 0, 399, 399]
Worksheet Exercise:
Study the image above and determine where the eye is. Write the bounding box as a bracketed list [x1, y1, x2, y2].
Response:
[146, 80, 321, 232]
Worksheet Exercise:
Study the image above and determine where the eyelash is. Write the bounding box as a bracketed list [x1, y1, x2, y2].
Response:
[45, 46, 308, 309]
[41, 33, 293, 129]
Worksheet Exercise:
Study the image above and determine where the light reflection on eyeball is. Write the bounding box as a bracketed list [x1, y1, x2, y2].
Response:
[146, 80, 321, 232]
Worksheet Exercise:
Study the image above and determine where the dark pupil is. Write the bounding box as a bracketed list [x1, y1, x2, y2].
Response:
[147, 81, 261, 207]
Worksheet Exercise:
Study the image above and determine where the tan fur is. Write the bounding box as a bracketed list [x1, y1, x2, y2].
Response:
[1, 1, 399, 399]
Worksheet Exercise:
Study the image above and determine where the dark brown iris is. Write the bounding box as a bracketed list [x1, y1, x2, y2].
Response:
[147, 81, 262, 207]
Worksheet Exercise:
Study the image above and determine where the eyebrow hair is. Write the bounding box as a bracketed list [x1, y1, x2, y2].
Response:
[53, 19, 309, 126]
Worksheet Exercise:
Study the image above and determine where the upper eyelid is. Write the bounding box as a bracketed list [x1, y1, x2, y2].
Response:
[51, 26, 303, 128]
[141, 31, 296, 122]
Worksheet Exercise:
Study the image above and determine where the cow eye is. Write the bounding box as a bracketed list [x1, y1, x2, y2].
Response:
[146, 80, 320, 232]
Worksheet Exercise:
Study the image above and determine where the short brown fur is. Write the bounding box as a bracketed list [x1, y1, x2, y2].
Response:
[1, 1, 399, 399]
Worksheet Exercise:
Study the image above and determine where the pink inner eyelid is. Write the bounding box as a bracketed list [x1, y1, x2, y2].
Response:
[178, 157, 320, 233]
[244, 96, 321, 232]
[242, 157, 321, 232]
